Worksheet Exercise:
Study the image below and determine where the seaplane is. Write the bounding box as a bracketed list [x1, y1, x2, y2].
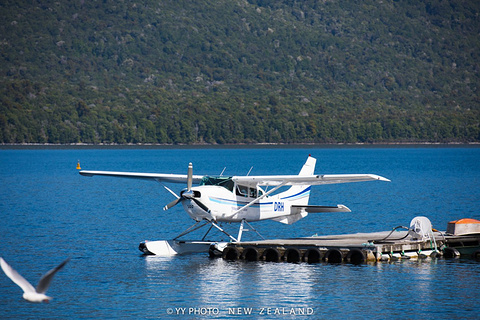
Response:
[79, 155, 390, 256]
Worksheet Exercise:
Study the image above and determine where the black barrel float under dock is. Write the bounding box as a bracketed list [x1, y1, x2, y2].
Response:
[216, 217, 480, 264]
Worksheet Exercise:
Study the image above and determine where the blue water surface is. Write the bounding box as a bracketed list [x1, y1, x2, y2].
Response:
[0, 146, 479, 319]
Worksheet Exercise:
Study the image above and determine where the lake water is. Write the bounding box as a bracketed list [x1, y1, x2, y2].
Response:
[1, 146, 479, 319]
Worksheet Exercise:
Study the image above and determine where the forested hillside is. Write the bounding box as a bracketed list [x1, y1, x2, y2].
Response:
[1, 0, 479, 144]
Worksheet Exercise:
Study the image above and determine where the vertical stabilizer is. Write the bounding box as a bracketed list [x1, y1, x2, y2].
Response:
[298, 155, 316, 176]
[279, 156, 316, 206]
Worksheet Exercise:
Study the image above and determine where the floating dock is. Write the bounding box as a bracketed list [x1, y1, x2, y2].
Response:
[217, 229, 480, 264]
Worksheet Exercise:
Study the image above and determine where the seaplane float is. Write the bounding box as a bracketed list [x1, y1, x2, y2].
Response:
[79, 155, 390, 256]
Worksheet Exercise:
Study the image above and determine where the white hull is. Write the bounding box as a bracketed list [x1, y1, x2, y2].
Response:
[139, 240, 227, 256]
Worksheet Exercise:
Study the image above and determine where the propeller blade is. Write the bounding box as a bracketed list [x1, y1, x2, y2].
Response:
[163, 198, 182, 211]
[193, 198, 210, 213]
[187, 162, 193, 191]
[163, 185, 180, 199]
[163, 161, 196, 211]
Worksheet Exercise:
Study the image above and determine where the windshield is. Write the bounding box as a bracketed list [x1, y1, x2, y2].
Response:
[200, 176, 234, 192]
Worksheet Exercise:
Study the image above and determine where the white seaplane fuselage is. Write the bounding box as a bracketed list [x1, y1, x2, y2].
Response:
[182, 182, 308, 223]
[79, 156, 389, 255]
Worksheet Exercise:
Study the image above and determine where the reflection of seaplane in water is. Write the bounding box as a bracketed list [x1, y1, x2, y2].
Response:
[79, 155, 389, 255]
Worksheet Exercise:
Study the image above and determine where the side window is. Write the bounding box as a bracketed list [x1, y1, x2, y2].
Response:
[257, 188, 264, 197]
[236, 185, 264, 198]
[236, 185, 248, 197]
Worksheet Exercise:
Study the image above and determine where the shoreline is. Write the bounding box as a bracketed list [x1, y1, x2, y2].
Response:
[1, 141, 479, 149]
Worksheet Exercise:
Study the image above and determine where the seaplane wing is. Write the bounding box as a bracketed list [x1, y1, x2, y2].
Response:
[233, 174, 390, 187]
[79, 170, 204, 184]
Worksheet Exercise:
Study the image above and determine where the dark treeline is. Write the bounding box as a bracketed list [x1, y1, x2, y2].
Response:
[1, 0, 479, 144]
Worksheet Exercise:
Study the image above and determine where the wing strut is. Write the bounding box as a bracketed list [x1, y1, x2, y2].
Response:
[237, 219, 265, 242]
[173, 220, 209, 240]
[172, 219, 238, 242]
[228, 181, 288, 219]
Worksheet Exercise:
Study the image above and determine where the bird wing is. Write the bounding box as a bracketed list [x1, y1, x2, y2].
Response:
[0, 257, 36, 294]
[36, 258, 70, 294]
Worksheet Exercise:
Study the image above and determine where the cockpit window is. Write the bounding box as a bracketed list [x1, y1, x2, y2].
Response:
[200, 176, 234, 192]
[200, 176, 264, 198]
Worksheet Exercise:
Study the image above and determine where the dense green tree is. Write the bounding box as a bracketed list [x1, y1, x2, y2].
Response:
[0, 0, 478, 144]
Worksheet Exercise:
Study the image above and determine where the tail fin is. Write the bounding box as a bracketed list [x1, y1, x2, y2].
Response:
[298, 155, 316, 176]
[279, 156, 316, 206]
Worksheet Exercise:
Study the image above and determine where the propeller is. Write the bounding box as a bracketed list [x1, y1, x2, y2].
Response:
[162, 163, 210, 213]
[163, 192, 181, 211]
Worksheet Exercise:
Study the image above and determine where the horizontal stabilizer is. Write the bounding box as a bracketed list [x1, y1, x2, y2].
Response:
[291, 204, 351, 214]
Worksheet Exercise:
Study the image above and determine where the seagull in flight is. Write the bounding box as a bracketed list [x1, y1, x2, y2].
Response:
[0, 257, 70, 303]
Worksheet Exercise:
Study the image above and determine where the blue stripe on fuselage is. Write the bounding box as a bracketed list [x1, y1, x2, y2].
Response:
[209, 197, 271, 208]
[280, 186, 311, 201]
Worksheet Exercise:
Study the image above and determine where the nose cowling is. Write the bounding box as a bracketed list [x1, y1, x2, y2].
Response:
[180, 189, 201, 199]
[183, 199, 213, 221]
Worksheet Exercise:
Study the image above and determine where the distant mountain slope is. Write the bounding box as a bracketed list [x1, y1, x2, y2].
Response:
[1, 0, 479, 144]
